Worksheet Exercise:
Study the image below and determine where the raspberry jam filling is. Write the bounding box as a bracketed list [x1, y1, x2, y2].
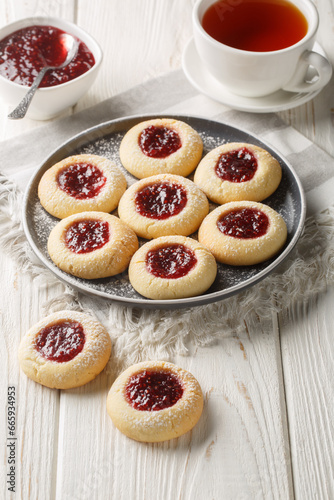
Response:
[146, 243, 197, 279]
[57, 163, 106, 199]
[125, 370, 184, 411]
[65, 219, 110, 253]
[0, 25, 95, 87]
[135, 182, 187, 219]
[217, 207, 269, 239]
[35, 320, 85, 363]
[215, 147, 258, 183]
[139, 125, 182, 158]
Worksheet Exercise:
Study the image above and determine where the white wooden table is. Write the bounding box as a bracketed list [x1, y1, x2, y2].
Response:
[1, 1, 333, 499]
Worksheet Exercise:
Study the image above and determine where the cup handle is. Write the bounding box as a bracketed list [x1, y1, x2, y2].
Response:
[283, 50, 332, 93]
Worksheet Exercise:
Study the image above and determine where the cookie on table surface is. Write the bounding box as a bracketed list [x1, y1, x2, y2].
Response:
[119, 118, 203, 179]
[118, 174, 209, 239]
[18, 310, 111, 389]
[107, 360, 203, 442]
[194, 142, 282, 204]
[198, 201, 287, 266]
[47, 211, 138, 279]
[128, 235, 217, 300]
[38, 154, 127, 219]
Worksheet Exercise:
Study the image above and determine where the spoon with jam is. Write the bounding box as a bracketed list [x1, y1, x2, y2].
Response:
[8, 32, 78, 119]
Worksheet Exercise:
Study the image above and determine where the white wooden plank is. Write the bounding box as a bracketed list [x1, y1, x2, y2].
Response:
[0, 4, 74, 500]
[279, 289, 334, 499]
[0, 254, 65, 500]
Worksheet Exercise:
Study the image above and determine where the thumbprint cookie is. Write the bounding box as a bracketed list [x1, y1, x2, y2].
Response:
[128, 235, 217, 300]
[198, 201, 287, 266]
[118, 174, 209, 239]
[18, 310, 111, 389]
[47, 211, 138, 279]
[38, 154, 127, 219]
[119, 118, 203, 179]
[107, 361, 203, 442]
[194, 142, 282, 204]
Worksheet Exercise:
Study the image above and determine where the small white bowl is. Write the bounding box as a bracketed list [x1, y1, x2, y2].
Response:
[0, 17, 103, 120]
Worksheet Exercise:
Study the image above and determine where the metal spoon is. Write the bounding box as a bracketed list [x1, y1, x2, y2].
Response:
[8, 33, 78, 120]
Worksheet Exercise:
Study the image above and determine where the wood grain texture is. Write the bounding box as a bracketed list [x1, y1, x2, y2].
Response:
[279, 289, 334, 499]
[0, 0, 334, 498]
[0, 254, 61, 500]
[278, 0, 334, 156]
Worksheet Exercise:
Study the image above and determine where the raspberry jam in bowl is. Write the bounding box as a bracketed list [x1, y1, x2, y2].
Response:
[0, 17, 102, 120]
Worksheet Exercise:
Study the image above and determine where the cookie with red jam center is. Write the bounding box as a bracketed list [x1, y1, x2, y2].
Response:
[107, 361, 203, 442]
[128, 235, 217, 300]
[194, 142, 282, 204]
[198, 201, 287, 266]
[47, 211, 138, 279]
[119, 118, 203, 179]
[118, 174, 209, 239]
[38, 154, 127, 219]
[18, 310, 111, 389]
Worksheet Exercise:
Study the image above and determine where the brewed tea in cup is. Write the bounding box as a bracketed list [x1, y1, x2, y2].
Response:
[193, 0, 332, 97]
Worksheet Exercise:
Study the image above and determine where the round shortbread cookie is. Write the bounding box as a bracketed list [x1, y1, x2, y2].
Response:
[38, 154, 127, 219]
[194, 142, 282, 204]
[119, 118, 203, 179]
[18, 310, 111, 389]
[128, 235, 217, 300]
[118, 174, 209, 239]
[107, 360, 203, 442]
[47, 211, 139, 279]
[198, 201, 287, 266]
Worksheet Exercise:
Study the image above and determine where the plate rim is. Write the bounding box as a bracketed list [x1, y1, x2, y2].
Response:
[22, 112, 307, 309]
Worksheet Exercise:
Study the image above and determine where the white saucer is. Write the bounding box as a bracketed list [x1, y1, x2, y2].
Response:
[182, 38, 326, 113]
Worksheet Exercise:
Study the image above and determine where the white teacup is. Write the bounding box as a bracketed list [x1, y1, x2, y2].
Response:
[193, 0, 332, 97]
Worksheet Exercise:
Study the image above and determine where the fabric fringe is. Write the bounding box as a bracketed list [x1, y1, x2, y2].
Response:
[1, 173, 333, 368]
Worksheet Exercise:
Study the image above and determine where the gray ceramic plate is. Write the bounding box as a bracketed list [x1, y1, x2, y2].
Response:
[23, 114, 306, 309]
